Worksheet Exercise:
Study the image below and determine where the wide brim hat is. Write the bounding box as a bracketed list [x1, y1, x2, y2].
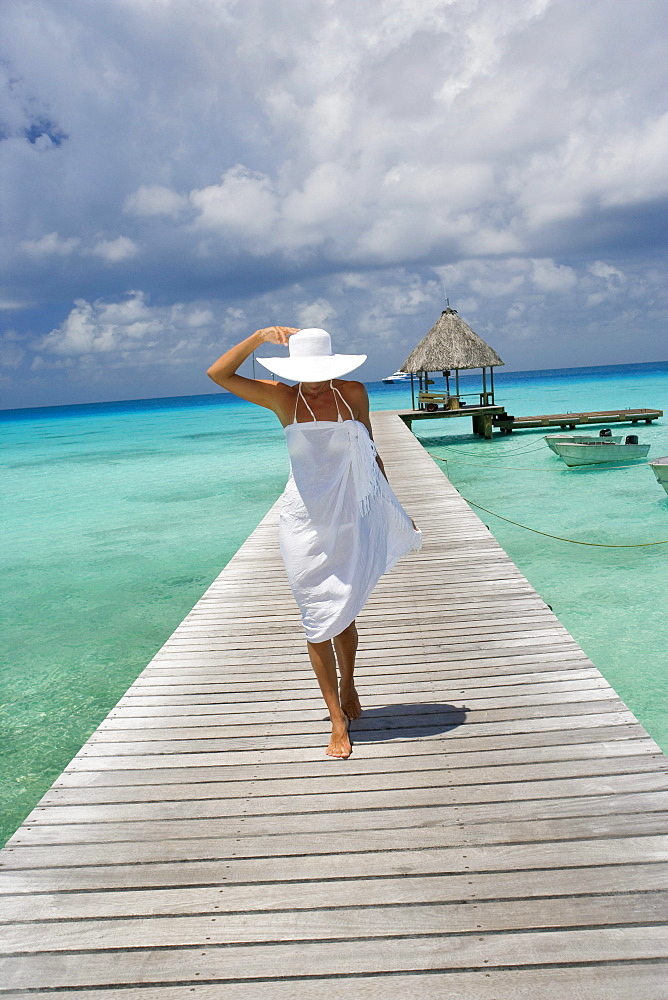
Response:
[257, 328, 366, 382]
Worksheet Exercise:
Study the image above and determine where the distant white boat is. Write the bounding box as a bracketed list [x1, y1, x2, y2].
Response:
[650, 456, 668, 494]
[552, 436, 650, 467]
[545, 432, 622, 453]
[382, 370, 411, 384]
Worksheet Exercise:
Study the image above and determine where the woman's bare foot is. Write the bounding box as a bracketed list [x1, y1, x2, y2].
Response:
[339, 683, 362, 720]
[326, 715, 352, 759]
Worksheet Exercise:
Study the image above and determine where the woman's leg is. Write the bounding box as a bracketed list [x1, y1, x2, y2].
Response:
[334, 621, 361, 720]
[306, 638, 352, 758]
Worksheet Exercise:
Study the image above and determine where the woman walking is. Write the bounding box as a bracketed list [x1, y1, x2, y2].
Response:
[207, 327, 421, 759]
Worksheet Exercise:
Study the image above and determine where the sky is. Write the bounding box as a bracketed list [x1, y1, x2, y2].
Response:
[1, 0, 667, 408]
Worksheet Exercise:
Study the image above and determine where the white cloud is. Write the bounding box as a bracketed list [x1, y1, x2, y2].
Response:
[20, 232, 80, 256]
[531, 258, 577, 292]
[588, 261, 626, 283]
[124, 185, 188, 218]
[190, 166, 278, 244]
[296, 298, 337, 329]
[35, 290, 215, 358]
[90, 237, 139, 263]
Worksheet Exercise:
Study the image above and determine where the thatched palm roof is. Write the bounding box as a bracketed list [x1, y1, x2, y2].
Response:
[401, 308, 504, 372]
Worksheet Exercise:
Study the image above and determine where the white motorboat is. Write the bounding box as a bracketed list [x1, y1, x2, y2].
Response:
[545, 431, 622, 453]
[650, 456, 668, 494]
[382, 370, 411, 383]
[552, 435, 650, 467]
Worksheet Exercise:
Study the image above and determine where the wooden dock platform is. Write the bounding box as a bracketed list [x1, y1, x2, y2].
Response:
[495, 407, 663, 433]
[1, 412, 667, 997]
[399, 405, 663, 438]
[399, 404, 505, 438]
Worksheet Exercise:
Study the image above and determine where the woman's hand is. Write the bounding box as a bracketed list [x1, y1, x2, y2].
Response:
[256, 326, 300, 346]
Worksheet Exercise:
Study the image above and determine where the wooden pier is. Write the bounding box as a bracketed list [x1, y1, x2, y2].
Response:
[398, 405, 662, 438]
[495, 407, 663, 433]
[1, 412, 667, 997]
[399, 404, 505, 439]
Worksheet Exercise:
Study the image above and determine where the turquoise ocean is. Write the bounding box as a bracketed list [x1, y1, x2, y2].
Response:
[2, 360, 667, 845]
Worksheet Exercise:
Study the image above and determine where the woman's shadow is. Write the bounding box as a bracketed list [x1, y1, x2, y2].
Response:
[347, 702, 467, 742]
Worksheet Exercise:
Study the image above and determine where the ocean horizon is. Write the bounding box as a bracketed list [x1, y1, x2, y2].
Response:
[2, 358, 667, 845]
[3, 357, 667, 418]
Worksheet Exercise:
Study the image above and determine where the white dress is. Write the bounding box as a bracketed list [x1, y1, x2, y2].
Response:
[279, 383, 422, 642]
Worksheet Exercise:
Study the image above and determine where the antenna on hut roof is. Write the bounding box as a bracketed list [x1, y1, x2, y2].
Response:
[441, 282, 449, 310]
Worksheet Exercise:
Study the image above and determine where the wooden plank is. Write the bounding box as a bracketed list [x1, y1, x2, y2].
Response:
[8, 965, 668, 1000]
[49, 723, 649, 782]
[37, 738, 661, 801]
[2, 926, 667, 990]
[4, 892, 666, 953]
[11, 793, 668, 849]
[46, 728, 655, 790]
[0, 863, 664, 923]
[19, 774, 668, 833]
[7, 812, 668, 870]
[2, 836, 668, 895]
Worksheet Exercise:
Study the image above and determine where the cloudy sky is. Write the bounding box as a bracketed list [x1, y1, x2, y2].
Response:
[1, 0, 667, 408]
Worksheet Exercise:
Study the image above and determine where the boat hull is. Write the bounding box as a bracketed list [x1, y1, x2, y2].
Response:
[545, 434, 622, 453]
[553, 442, 650, 467]
[650, 457, 668, 493]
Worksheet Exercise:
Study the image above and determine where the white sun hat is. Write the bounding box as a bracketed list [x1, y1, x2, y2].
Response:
[257, 328, 366, 383]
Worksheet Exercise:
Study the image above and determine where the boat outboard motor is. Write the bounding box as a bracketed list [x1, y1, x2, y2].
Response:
[625, 434, 639, 445]
[599, 428, 612, 437]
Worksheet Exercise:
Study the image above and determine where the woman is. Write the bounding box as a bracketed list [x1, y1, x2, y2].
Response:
[207, 326, 421, 759]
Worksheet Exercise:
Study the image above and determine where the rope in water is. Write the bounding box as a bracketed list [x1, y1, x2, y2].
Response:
[424, 441, 547, 460]
[428, 452, 651, 474]
[457, 496, 668, 547]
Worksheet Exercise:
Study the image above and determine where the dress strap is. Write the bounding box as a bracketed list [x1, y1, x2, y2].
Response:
[331, 381, 355, 422]
[294, 383, 317, 423]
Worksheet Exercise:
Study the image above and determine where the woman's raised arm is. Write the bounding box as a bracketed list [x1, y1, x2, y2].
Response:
[206, 326, 299, 413]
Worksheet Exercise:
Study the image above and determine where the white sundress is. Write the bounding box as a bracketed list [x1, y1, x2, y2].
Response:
[279, 382, 422, 642]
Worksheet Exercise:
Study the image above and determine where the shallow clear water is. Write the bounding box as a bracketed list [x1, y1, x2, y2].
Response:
[1, 363, 667, 845]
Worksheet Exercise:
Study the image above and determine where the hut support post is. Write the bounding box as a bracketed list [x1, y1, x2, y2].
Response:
[482, 366, 487, 404]
[490, 366, 495, 404]
[455, 369, 460, 397]
[410, 374, 415, 411]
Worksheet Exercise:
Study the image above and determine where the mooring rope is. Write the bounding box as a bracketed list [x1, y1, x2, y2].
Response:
[457, 496, 668, 547]
[423, 441, 547, 460]
[425, 453, 667, 546]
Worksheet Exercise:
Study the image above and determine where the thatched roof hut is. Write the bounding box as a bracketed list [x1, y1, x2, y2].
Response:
[400, 307, 504, 373]
[400, 307, 504, 410]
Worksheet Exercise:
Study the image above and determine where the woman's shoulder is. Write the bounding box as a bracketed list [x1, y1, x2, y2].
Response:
[333, 380, 368, 421]
[334, 379, 367, 399]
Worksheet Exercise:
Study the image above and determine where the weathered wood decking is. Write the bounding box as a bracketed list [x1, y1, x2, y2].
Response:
[398, 405, 664, 439]
[1, 411, 667, 997]
[495, 407, 663, 432]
